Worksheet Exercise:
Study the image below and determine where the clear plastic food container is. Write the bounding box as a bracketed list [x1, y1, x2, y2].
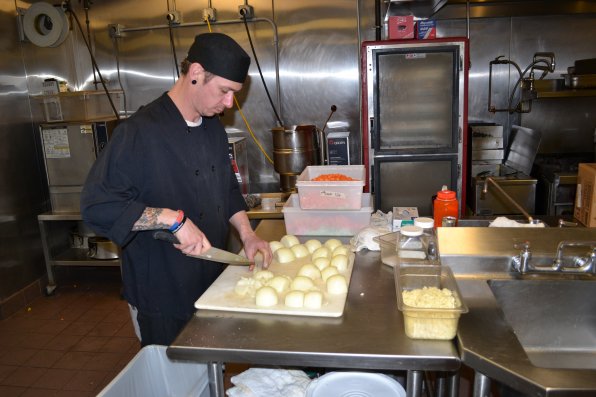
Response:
[296, 165, 365, 210]
[375, 231, 440, 268]
[394, 266, 467, 340]
[282, 193, 372, 236]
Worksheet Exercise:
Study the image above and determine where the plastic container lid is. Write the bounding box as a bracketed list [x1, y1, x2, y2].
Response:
[399, 225, 423, 237]
[437, 189, 456, 200]
[414, 217, 434, 229]
[306, 372, 406, 397]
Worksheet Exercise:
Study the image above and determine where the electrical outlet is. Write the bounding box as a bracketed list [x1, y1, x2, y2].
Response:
[203, 7, 217, 22]
[166, 10, 183, 24]
[238, 5, 254, 19]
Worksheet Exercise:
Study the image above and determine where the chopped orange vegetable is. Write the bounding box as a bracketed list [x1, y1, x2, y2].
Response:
[312, 173, 357, 181]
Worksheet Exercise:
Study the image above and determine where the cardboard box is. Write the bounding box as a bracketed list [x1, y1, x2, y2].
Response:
[574, 163, 596, 227]
[417, 20, 437, 39]
[392, 207, 419, 231]
[388, 16, 415, 39]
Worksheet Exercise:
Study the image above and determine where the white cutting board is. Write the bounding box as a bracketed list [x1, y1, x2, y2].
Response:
[195, 252, 355, 317]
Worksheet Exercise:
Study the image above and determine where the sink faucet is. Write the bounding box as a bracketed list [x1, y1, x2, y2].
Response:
[482, 177, 534, 224]
[511, 240, 596, 275]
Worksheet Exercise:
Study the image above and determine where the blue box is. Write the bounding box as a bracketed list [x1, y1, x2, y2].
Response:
[417, 20, 436, 39]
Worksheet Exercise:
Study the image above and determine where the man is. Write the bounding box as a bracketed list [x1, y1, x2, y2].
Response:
[81, 33, 272, 346]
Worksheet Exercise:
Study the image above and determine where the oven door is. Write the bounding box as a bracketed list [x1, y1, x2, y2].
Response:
[373, 155, 459, 214]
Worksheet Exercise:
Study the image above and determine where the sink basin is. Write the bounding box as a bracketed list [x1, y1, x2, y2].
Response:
[488, 279, 596, 370]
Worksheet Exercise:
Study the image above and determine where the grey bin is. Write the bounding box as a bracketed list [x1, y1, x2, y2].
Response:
[97, 345, 209, 397]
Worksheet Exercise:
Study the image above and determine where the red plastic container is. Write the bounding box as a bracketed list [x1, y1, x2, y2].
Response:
[433, 189, 459, 227]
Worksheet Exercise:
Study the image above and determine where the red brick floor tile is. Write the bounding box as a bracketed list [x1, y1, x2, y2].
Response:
[2, 366, 47, 387]
[0, 364, 17, 382]
[101, 336, 139, 353]
[82, 351, 123, 371]
[32, 367, 76, 390]
[71, 335, 110, 352]
[61, 321, 96, 336]
[18, 333, 55, 350]
[24, 349, 64, 368]
[0, 384, 26, 397]
[0, 347, 38, 366]
[87, 321, 121, 337]
[52, 351, 94, 370]
[63, 369, 109, 392]
[43, 333, 83, 351]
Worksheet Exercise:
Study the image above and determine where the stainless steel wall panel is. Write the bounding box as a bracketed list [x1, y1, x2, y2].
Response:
[0, 4, 47, 302]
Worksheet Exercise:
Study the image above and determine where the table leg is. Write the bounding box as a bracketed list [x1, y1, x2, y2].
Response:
[473, 371, 491, 397]
[38, 219, 56, 295]
[207, 361, 225, 397]
[446, 371, 460, 397]
[407, 370, 423, 397]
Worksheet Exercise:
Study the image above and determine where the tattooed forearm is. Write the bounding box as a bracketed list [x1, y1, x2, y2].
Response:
[132, 207, 170, 230]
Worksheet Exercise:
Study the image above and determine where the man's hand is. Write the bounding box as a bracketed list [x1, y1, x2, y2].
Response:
[172, 218, 212, 256]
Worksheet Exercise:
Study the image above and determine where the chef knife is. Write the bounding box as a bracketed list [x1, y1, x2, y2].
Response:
[153, 230, 251, 265]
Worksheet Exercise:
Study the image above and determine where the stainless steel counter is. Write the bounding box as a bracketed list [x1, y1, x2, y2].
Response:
[438, 227, 596, 396]
[168, 220, 460, 397]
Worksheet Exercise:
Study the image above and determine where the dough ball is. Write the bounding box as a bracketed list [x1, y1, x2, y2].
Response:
[284, 290, 305, 308]
[253, 270, 274, 282]
[280, 234, 300, 248]
[267, 275, 292, 294]
[313, 257, 331, 271]
[331, 254, 349, 272]
[304, 291, 324, 309]
[297, 263, 322, 280]
[269, 241, 284, 254]
[324, 238, 343, 252]
[290, 244, 310, 259]
[304, 239, 323, 254]
[312, 246, 331, 261]
[332, 245, 350, 257]
[234, 276, 262, 297]
[321, 266, 339, 282]
[275, 247, 296, 264]
[255, 286, 278, 307]
[291, 275, 315, 291]
[326, 274, 348, 294]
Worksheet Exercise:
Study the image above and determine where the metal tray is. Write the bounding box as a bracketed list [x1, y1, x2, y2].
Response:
[563, 73, 596, 89]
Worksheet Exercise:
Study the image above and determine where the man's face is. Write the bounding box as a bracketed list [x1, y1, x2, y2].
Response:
[196, 73, 243, 117]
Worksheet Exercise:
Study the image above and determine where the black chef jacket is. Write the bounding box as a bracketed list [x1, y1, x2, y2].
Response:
[80, 93, 248, 319]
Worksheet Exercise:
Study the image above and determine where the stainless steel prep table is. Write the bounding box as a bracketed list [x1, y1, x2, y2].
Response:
[167, 220, 460, 397]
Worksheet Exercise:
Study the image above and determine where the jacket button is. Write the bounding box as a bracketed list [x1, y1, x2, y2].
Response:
[211, 165, 215, 172]
[195, 170, 199, 176]
[199, 212, 204, 220]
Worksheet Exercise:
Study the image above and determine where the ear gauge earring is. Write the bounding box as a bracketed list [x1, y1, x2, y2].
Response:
[191, 80, 197, 85]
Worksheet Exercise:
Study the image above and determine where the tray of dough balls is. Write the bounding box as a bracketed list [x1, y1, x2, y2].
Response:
[195, 235, 354, 317]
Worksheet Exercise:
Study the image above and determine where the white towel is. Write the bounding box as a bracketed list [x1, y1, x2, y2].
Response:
[226, 368, 311, 397]
[489, 216, 545, 227]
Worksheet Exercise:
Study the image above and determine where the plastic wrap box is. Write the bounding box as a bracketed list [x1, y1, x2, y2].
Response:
[394, 266, 467, 340]
[97, 345, 209, 397]
[283, 193, 372, 236]
[296, 165, 365, 210]
[574, 163, 596, 227]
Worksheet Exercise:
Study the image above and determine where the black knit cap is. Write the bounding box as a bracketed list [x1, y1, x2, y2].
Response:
[187, 33, 251, 84]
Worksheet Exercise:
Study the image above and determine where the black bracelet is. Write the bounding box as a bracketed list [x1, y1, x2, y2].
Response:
[171, 215, 187, 234]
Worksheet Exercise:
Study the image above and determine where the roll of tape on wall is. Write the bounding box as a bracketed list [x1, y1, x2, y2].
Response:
[22, 2, 70, 48]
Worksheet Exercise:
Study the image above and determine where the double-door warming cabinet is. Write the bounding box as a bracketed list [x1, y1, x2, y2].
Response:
[361, 38, 469, 215]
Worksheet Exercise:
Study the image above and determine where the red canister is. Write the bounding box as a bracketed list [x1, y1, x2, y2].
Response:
[433, 188, 459, 227]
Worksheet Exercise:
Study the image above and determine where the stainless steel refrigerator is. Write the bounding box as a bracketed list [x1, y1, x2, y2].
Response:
[361, 38, 469, 215]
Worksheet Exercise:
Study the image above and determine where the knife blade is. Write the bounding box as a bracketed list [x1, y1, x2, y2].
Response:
[153, 230, 251, 265]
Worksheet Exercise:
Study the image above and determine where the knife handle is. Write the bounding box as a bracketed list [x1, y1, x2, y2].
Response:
[153, 230, 180, 244]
